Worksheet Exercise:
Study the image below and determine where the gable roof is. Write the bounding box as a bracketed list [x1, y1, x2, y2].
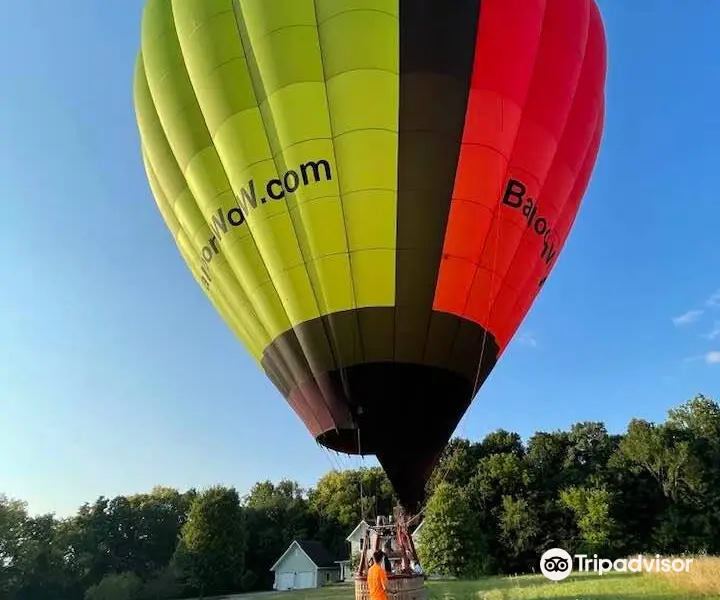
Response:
[296, 540, 338, 568]
[270, 539, 338, 571]
[346, 519, 371, 542]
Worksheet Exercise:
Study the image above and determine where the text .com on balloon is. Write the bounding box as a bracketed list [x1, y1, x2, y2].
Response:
[539, 548, 694, 581]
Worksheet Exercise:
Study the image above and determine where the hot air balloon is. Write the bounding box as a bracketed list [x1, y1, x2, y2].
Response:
[133, 0, 606, 520]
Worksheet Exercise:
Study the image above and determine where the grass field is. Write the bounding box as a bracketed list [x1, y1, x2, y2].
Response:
[248, 557, 720, 600]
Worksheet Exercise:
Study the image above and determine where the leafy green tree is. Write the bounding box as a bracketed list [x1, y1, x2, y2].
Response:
[174, 486, 247, 597]
[606, 452, 666, 555]
[563, 422, 617, 485]
[308, 468, 394, 531]
[137, 565, 183, 600]
[245, 480, 305, 509]
[667, 394, 720, 438]
[85, 572, 142, 600]
[243, 480, 318, 590]
[467, 453, 528, 508]
[64, 496, 118, 589]
[615, 396, 720, 554]
[10, 513, 77, 600]
[463, 451, 530, 572]
[498, 496, 539, 567]
[559, 485, 616, 554]
[426, 439, 481, 493]
[478, 430, 524, 459]
[127, 487, 195, 577]
[616, 419, 702, 502]
[525, 431, 571, 492]
[0, 495, 28, 598]
[416, 483, 489, 577]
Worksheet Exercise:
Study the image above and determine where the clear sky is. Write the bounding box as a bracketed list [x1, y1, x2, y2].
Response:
[1, 1, 718, 518]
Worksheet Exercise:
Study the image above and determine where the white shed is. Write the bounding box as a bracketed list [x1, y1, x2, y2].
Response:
[271, 540, 341, 590]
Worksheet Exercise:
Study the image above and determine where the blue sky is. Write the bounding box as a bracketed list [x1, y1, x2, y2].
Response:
[1, 1, 718, 517]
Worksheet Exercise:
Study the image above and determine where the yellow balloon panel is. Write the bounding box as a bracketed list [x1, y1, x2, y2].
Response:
[135, 0, 400, 357]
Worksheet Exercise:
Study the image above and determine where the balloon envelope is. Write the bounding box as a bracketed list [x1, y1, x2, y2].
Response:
[134, 0, 606, 510]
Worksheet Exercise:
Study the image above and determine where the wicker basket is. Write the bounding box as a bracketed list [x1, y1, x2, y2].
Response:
[354, 575, 427, 600]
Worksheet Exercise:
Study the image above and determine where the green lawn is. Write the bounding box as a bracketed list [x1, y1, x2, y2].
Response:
[251, 572, 708, 600]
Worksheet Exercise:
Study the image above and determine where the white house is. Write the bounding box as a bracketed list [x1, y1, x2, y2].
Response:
[270, 540, 341, 590]
[337, 517, 425, 581]
[347, 519, 372, 556]
[337, 519, 370, 580]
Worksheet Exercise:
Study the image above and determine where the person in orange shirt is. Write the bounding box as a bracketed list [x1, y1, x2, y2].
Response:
[368, 551, 393, 600]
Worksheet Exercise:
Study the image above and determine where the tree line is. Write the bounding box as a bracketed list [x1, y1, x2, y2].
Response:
[1, 394, 718, 599]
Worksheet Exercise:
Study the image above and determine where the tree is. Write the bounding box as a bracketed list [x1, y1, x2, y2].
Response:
[174, 486, 247, 597]
[245, 480, 305, 509]
[498, 496, 539, 568]
[0, 495, 29, 597]
[478, 430, 524, 459]
[427, 439, 482, 493]
[64, 496, 117, 590]
[616, 419, 702, 502]
[243, 480, 317, 590]
[10, 513, 77, 600]
[84, 572, 142, 600]
[667, 394, 720, 438]
[308, 468, 394, 531]
[138, 566, 183, 600]
[605, 450, 666, 555]
[563, 422, 616, 485]
[525, 430, 573, 498]
[667, 395, 720, 553]
[127, 487, 195, 577]
[467, 453, 528, 507]
[559, 485, 616, 554]
[416, 483, 489, 577]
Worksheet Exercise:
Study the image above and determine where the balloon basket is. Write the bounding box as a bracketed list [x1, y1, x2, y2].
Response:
[354, 575, 427, 600]
[353, 508, 427, 600]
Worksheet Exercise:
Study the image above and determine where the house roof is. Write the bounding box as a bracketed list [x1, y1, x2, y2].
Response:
[296, 540, 338, 568]
[270, 539, 339, 571]
[345, 519, 371, 541]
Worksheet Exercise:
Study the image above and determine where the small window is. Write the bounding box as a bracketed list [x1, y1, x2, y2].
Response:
[360, 539, 364, 549]
[326, 573, 330, 582]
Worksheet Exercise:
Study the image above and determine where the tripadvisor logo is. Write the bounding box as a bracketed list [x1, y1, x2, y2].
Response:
[539, 548, 694, 581]
[540, 548, 573, 581]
